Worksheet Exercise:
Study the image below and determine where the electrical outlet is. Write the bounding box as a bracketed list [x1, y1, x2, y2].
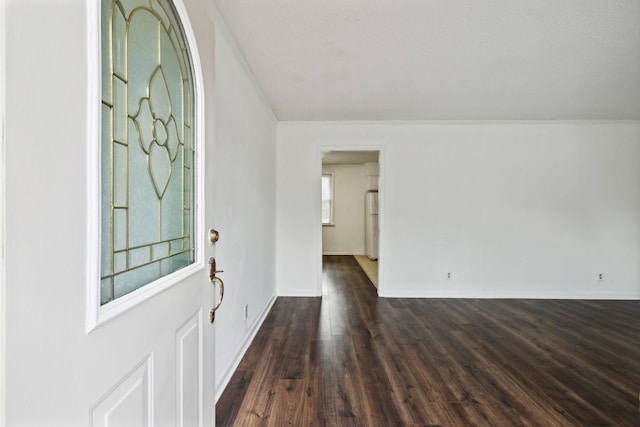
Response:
[447, 272, 452, 280]
[244, 304, 249, 320]
[598, 273, 603, 281]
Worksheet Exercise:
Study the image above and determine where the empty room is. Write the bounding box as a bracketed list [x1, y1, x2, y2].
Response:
[2, 0, 639, 425]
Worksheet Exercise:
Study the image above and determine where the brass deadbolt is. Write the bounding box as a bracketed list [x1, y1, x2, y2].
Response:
[209, 228, 220, 244]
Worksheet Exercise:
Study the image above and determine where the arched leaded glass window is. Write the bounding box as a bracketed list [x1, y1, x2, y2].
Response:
[100, 0, 196, 305]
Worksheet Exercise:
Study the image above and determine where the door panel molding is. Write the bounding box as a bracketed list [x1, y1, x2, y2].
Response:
[91, 354, 154, 427]
[176, 310, 203, 427]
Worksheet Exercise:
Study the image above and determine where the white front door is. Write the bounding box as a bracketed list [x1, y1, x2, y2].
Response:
[4, 0, 218, 425]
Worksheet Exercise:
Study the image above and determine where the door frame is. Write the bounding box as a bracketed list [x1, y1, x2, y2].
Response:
[317, 146, 385, 297]
[0, 0, 6, 422]
[85, 0, 208, 331]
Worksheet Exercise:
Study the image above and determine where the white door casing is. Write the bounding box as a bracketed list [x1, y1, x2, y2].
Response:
[5, 0, 217, 425]
[318, 146, 385, 296]
[0, 0, 6, 424]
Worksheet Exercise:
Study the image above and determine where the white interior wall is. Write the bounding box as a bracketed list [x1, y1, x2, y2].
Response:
[322, 164, 366, 255]
[209, 5, 278, 398]
[277, 121, 640, 299]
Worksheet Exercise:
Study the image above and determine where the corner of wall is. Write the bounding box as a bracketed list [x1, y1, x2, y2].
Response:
[208, 1, 278, 124]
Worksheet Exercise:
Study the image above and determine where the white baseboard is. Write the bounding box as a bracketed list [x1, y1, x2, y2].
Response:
[276, 289, 322, 297]
[383, 288, 640, 299]
[322, 251, 366, 256]
[215, 294, 277, 402]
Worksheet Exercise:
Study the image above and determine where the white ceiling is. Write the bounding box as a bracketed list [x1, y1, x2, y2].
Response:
[212, 0, 640, 121]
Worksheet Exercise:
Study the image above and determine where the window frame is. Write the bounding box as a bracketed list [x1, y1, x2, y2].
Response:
[321, 173, 335, 226]
[86, 0, 206, 332]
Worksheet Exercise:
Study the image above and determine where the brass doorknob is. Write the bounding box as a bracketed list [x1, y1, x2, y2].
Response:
[208, 257, 224, 323]
[209, 277, 224, 323]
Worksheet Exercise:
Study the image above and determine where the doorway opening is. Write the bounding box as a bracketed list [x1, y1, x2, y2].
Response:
[321, 150, 382, 293]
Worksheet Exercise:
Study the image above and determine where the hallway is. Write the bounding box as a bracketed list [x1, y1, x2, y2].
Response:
[216, 255, 639, 426]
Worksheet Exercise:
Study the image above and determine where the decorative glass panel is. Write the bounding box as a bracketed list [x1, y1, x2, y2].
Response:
[101, 0, 196, 305]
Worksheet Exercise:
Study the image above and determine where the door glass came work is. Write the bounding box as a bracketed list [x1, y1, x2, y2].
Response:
[100, 0, 196, 305]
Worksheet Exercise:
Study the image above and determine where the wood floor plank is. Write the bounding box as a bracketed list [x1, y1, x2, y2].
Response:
[279, 298, 320, 380]
[304, 339, 337, 425]
[215, 370, 254, 427]
[217, 255, 640, 426]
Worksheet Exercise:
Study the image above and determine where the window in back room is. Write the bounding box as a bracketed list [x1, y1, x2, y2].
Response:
[321, 173, 334, 225]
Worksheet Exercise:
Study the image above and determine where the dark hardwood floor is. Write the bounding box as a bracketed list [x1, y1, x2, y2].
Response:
[216, 255, 640, 426]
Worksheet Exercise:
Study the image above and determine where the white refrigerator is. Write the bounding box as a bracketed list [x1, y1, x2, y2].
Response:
[365, 191, 379, 260]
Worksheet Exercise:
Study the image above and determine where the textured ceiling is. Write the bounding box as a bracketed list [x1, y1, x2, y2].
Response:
[213, 0, 640, 121]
